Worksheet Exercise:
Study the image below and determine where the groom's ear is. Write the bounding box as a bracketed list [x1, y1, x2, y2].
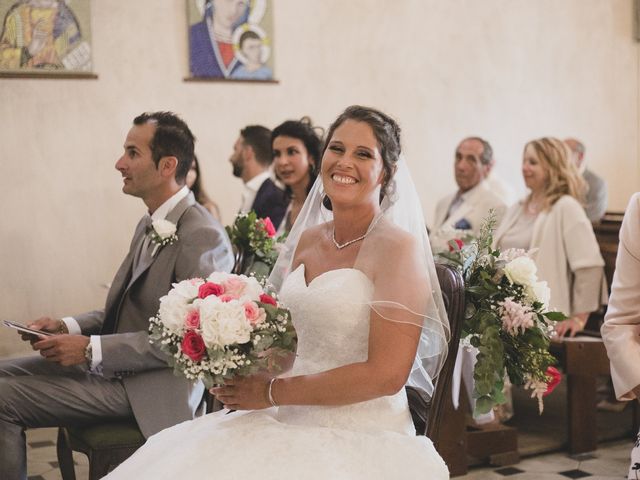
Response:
[158, 156, 178, 179]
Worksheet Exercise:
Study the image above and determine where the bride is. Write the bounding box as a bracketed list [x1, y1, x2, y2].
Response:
[106, 106, 450, 479]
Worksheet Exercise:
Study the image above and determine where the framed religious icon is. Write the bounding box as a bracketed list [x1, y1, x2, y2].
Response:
[0, 0, 95, 78]
[186, 0, 275, 82]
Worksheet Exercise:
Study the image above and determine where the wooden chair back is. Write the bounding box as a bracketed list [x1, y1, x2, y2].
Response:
[405, 262, 465, 449]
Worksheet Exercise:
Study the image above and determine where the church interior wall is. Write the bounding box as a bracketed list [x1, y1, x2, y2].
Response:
[1, 0, 638, 357]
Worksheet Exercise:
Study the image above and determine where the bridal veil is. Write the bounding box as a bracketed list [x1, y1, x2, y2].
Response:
[270, 156, 450, 397]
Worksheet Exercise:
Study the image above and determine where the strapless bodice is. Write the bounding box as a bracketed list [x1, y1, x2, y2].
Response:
[276, 265, 415, 435]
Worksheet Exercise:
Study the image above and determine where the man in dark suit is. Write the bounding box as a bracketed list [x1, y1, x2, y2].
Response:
[0, 112, 234, 480]
[230, 125, 288, 229]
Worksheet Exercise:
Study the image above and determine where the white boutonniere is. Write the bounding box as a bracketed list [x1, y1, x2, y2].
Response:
[148, 219, 178, 256]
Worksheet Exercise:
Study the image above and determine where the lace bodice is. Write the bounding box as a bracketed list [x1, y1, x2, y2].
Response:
[275, 265, 415, 435]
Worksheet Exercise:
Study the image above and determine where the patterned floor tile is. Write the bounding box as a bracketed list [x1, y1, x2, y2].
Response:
[517, 456, 580, 473]
[495, 466, 526, 476]
[559, 469, 593, 479]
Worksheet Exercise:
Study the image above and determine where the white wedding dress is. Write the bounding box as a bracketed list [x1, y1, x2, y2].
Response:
[106, 265, 449, 479]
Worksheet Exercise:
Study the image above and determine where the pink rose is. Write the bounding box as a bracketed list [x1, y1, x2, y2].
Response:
[448, 238, 464, 252]
[243, 301, 265, 325]
[219, 294, 238, 303]
[544, 366, 562, 396]
[184, 309, 200, 329]
[261, 217, 276, 238]
[223, 277, 246, 297]
[181, 331, 206, 362]
[198, 282, 224, 299]
[259, 293, 277, 307]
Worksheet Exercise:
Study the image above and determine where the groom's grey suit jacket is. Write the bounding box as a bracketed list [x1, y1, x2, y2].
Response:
[73, 192, 233, 437]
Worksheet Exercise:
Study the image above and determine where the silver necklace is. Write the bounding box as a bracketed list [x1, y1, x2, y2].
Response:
[332, 214, 382, 250]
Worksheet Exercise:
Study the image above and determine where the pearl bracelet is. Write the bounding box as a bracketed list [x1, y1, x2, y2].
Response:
[268, 377, 279, 407]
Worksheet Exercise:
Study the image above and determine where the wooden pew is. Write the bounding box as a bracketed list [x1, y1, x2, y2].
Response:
[559, 337, 612, 454]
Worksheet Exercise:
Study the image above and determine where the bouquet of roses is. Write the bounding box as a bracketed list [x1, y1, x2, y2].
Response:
[226, 212, 285, 279]
[437, 213, 566, 415]
[149, 272, 296, 388]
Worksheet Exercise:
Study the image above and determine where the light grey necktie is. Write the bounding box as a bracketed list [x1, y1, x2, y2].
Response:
[132, 215, 153, 272]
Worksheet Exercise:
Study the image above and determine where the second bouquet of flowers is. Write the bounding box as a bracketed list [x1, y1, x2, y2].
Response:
[438, 213, 565, 415]
[149, 272, 297, 388]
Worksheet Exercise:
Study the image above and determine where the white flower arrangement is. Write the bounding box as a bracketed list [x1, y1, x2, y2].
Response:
[149, 219, 178, 256]
[149, 272, 296, 387]
[437, 212, 566, 414]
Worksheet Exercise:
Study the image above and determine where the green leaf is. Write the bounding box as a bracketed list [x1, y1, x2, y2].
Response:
[545, 311, 568, 321]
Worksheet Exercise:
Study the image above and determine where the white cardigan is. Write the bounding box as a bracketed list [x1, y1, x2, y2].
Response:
[601, 193, 640, 400]
[494, 195, 607, 316]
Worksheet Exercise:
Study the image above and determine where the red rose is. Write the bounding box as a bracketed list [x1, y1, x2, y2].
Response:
[198, 282, 224, 299]
[261, 217, 276, 238]
[448, 238, 464, 252]
[259, 293, 277, 306]
[543, 366, 562, 396]
[181, 331, 206, 362]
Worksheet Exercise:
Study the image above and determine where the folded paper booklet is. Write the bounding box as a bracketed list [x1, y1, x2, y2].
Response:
[2, 320, 53, 337]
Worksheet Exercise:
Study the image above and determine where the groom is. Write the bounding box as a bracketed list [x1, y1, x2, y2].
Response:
[0, 111, 234, 480]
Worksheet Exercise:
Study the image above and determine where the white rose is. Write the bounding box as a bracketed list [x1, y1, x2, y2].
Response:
[171, 278, 201, 300]
[240, 276, 264, 301]
[528, 281, 551, 309]
[157, 279, 203, 333]
[158, 293, 191, 334]
[504, 256, 538, 288]
[207, 271, 231, 284]
[199, 298, 252, 348]
[152, 219, 177, 239]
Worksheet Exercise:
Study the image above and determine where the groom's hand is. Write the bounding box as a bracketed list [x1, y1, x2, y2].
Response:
[33, 335, 90, 367]
[19, 317, 64, 344]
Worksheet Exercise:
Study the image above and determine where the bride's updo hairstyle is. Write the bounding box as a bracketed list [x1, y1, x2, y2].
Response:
[321, 105, 401, 210]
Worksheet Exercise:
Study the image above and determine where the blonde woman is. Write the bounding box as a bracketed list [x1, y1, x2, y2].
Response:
[494, 137, 607, 338]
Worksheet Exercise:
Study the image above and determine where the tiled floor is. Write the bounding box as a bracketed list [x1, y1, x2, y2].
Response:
[25, 428, 88, 480]
[27, 428, 633, 480]
[457, 439, 633, 480]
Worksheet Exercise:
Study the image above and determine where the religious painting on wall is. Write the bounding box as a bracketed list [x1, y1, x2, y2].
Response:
[0, 0, 93, 77]
[187, 0, 274, 81]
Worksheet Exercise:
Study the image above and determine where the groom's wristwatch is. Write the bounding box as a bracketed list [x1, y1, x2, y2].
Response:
[84, 341, 93, 367]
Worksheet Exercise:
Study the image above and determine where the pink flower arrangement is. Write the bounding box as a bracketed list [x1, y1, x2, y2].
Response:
[544, 366, 562, 396]
[261, 217, 276, 238]
[184, 309, 200, 329]
[499, 297, 535, 335]
[198, 282, 224, 299]
[149, 272, 296, 387]
[448, 238, 464, 252]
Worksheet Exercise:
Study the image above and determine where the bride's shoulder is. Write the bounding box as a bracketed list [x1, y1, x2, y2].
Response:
[372, 220, 420, 253]
[294, 223, 331, 257]
[298, 223, 330, 244]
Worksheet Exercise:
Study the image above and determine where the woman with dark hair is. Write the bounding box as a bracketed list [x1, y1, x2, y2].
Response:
[494, 137, 607, 337]
[106, 106, 449, 479]
[186, 156, 222, 222]
[271, 117, 323, 234]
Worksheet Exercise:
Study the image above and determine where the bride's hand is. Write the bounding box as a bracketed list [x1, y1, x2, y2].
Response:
[209, 374, 272, 410]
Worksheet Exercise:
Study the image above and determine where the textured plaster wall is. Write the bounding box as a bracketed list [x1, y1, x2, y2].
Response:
[0, 0, 638, 357]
